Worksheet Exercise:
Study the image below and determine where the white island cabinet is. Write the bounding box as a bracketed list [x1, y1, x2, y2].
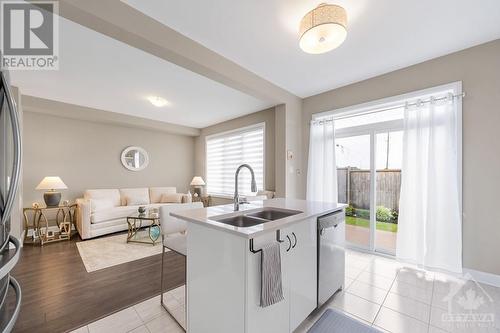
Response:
[171, 198, 346, 333]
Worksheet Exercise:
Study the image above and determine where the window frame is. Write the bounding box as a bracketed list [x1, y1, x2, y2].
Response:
[205, 122, 266, 198]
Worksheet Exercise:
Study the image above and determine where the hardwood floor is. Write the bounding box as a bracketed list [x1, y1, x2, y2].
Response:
[8, 234, 185, 333]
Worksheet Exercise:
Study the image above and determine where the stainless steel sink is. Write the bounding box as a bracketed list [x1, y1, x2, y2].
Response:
[213, 208, 303, 228]
[247, 208, 302, 221]
[214, 215, 268, 228]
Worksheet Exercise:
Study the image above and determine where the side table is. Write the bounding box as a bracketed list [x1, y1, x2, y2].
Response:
[23, 204, 76, 245]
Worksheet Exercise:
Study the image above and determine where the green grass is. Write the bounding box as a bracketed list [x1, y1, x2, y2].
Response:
[346, 216, 398, 233]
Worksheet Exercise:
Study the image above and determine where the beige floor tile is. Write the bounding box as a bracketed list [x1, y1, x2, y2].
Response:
[383, 292, 431, 323]
[145, 313, 184, 333]
[330, 292, 381, 323]
[134, 295, 165, 323]
[346, 265, 364, 279]
[391, 280, 433, 304]
[396, 267, 434, 290]
[374, 307, 429, 333]
[429, 306, 498, 333]
[128, 325, 150, 333]
[347, 280, 389, 305]
[70, 326, 89, 333]
[88, 307, 143, 333]
[357, 271, 395, 290]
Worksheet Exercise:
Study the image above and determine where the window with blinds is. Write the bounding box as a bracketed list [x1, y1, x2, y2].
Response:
[206, 123, 265, 197]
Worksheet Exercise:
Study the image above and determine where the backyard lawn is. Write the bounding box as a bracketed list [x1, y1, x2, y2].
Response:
[346, 216, 398, 232]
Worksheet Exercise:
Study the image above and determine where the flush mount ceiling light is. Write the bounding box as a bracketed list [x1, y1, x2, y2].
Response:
[299, 3, 347, 54]
[147, 96, 169, 107]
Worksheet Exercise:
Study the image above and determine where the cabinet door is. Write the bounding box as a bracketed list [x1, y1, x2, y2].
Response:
[246, 232, 290, 333]
[285, 218, 317, 331]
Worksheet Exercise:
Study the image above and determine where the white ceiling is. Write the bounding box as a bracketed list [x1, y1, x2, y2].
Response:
[124, 0, 500, 97]
[10, 15, 273, 128]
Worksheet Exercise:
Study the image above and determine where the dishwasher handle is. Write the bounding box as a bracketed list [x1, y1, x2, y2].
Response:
[318, 210, 345, 234]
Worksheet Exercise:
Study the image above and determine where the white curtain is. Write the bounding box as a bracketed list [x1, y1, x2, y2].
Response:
[307, 120, 338, 203]
[397, 97, 462, 273]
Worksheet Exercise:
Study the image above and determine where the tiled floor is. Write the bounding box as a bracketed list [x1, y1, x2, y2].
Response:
[296, 250, 500, 333]
[72, 250, 500, 333]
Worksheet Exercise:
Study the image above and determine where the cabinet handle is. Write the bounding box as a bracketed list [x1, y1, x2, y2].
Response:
[286, 235, 292, 252]
[292, 232, 297, 248]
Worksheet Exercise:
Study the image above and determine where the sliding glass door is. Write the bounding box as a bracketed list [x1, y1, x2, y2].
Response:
[335, 110, 404, 255]
[336, 135, 371, 249]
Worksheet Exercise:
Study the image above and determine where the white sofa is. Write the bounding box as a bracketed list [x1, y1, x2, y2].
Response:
[76, 187, 192, 239]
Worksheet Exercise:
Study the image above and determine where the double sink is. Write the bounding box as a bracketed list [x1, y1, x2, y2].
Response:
[213, 207, 303, 228]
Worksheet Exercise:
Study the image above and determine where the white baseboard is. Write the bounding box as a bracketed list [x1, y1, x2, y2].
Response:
[463, 268, 500, 288]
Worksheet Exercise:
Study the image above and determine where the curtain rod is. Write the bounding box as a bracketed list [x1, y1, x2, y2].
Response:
[312, 92, 466, 124]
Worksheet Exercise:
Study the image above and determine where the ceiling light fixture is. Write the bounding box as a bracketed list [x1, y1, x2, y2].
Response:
[299, 3, 347, 54]
[147, 96, 169, 107]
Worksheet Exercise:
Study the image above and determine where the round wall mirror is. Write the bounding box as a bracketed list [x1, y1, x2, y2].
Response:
[121, 146, 149, 171]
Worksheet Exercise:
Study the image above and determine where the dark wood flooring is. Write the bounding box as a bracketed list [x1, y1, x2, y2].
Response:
[7, 234, 185, 333]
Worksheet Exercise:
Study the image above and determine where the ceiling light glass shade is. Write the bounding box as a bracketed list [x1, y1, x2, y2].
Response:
[147, 96, 169, 107]
[299, 3, 347, 54]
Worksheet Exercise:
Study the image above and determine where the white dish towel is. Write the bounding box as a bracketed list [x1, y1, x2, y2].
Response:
[260, 242, 284, 307]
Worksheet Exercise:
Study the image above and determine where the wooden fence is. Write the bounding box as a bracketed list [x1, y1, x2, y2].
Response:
[338, 167, 401, 211]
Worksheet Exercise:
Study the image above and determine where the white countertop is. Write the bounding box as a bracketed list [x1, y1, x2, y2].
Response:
[171, 198, 347, 238]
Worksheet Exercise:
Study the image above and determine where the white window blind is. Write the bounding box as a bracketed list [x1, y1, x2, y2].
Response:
[206, 124, 264, 197]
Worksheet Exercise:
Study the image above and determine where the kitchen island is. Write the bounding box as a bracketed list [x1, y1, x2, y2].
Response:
[171, 198, 346, 333]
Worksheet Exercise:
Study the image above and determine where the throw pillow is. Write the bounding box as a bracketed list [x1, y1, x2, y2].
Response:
[160, 193, 184, 203]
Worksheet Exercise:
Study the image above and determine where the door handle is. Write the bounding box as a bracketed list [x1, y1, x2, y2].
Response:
[286, 235, 292, 252]
[292, 232, 297, 248]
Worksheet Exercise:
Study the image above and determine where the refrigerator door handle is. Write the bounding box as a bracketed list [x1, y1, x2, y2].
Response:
[0, 72, 22, 232]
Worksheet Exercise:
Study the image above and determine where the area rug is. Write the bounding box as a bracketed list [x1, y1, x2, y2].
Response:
[76, 233, 168, 272]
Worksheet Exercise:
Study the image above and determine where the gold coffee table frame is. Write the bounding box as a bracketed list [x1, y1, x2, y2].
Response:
[127, 213, 161, 245]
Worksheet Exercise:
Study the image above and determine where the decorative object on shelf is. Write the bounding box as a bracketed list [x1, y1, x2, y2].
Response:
[32, 202, 40, 209]
[23, 204, 77, 245]
[121, 146, 149, 171]
[193, 192, 199, 197]
[35, 176, 68, 207]
[138, 206, 146, 214]
[62, 200, 70, 206]
[299, 3, 347, 54]
[192, 195, 212, 208]
[190, 176, 205, 197]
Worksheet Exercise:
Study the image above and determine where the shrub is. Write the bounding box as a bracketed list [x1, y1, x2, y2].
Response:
[376, 206, 393, 222]
[345, 205, 355, 216]
[356, 208, 370, 220]
[390, 209, 399, 224]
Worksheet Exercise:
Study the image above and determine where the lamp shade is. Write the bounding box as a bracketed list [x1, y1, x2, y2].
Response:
[36, 176, 68, 190]
[299, 3, 347, 54]
[190, 176, 206, 186]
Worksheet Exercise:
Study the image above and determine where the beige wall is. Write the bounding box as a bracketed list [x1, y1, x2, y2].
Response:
[23, 112, 195, 205]
[194, 107, 276, 205]
[302, 39, 500, 275]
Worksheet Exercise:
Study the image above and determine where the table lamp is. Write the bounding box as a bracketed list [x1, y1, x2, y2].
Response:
[36, 176, 68, 207]
[190, 176, 205, 197]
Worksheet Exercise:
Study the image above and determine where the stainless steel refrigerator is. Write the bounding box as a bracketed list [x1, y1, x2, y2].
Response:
[0, 68, 22, 332]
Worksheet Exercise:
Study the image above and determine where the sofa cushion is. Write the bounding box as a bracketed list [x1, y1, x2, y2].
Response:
[149, 187, 177, 203]
[91, 205, 141, 224]
[119, 188, 150, 206]
[84, 189, 121, 207]
[90, 199, 115, 213]
[160, 193, 184, 203]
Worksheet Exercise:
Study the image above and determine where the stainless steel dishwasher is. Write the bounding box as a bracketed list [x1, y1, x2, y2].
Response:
[317, 210, 345, 307]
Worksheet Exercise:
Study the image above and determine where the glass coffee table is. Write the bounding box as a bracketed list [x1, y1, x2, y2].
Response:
[127, 212, 161, 245]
